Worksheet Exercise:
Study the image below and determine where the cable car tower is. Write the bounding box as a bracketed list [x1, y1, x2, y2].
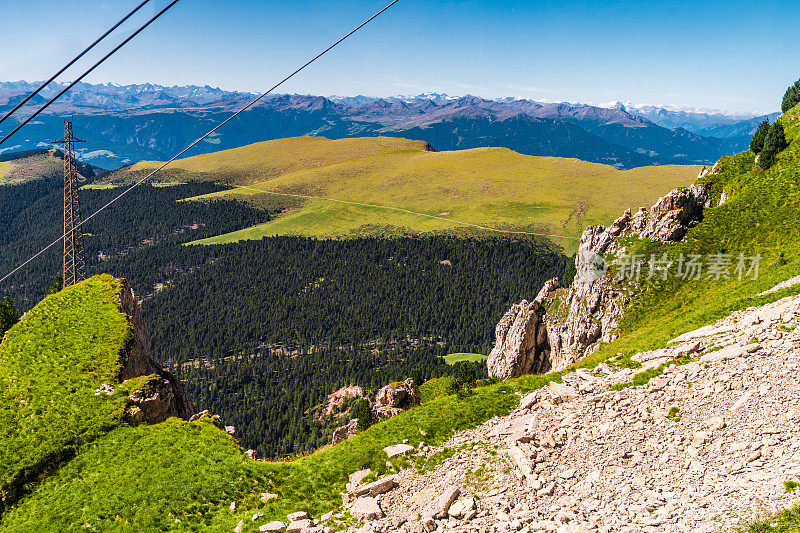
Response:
[52, 121, 87, 287]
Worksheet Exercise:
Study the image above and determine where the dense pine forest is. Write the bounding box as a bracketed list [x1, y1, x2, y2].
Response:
[128, 236, 565, 358]
[182, 344, 462, 457]
[0, 163, 567, 456]
[118, 235, 564, 455]
[0, 176, 270, 308]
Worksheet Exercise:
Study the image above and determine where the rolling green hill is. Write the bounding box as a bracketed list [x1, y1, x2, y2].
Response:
[105, 136, 702, 253]
[0, 149, 95, 186]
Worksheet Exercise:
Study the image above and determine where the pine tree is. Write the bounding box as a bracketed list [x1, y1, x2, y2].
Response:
[408, 368, 421, 387]
[0, 297, 19, 336]
[782, 80, 800, 113]
[562, 255, 577, 288]
[750, 120, 770, 154]
[456, 362, 477, 388]
[759, 122, 789, 170]
[48, 274, 64, 295]
[356, 398, 372, 431]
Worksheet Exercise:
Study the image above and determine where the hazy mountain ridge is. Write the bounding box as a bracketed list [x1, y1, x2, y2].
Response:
[0, 81, 761, 169]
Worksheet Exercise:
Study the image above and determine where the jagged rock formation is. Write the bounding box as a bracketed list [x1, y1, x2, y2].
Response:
[348, 292, 800, 532]
[374, 379, 421, 420]
[331, 419, 358, 445]
[486, 299, 549, 379]
[486, 281, 559, 379]
[489, 182, 710, 378]
[117, 279, 197, 423]
[543, 275, 633, 371]
[578, 183, 709, 260]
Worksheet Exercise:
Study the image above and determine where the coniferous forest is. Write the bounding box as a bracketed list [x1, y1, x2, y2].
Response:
[0, 170, 567, 456]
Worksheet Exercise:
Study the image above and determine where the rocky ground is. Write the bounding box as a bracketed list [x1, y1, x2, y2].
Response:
[334, 290, 800, 533]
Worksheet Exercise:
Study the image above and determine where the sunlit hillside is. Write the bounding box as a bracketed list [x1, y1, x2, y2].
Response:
[0, 150, 80, 185]
[106, 136, 701, 252]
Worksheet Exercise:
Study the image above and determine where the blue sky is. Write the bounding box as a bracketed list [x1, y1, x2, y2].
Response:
[0, 0, 797, 112]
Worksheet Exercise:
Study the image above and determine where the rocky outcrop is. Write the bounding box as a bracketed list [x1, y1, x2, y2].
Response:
[486, 299, 550, 379]
[543, 276, 633, 370]
[579, 183, 708, 260]
[126, 375, 197, 425]
[331, 380, 421, 444]
[117, 279, 197, 423]
[489, 184, 709, 378]
[331, 418, 358, 445]
[373, 379, 421, 419]
[117, 278, 156, 380]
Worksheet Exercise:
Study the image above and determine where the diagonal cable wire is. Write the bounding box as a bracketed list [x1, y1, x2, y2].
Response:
[0, 0, 180, 147]
[0, 0, 401, 284]
[0, 0, 152, 127]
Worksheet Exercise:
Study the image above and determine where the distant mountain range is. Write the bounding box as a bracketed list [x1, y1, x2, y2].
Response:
[0, 81, 779, 170]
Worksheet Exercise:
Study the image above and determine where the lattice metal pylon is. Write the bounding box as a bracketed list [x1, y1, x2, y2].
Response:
[52, 121, 87, 287]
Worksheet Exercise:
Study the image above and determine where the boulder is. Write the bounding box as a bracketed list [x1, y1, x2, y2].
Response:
[374, 379, 420, 420]
[331, 418, 358, 445]
[346, 469, 371, 492]
[286, 511, 308, 522]
[350, 496, 384, 520]
[448, 496, 476, 519]
[94, 383, 115, 396]
[384, 444, 415, 458]
[286, 519, 311, 533]
[422, 486, 460, 519]
[348, 476, 396, 498]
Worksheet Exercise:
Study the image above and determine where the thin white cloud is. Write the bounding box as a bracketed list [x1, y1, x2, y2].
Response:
[495, 82, 554, 94]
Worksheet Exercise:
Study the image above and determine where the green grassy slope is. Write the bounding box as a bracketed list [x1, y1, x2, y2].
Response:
[104, 136, 700, 253]
[0, 418, 270, 532]
[0, 276, 138, 506]
[0, 371, 559, 533]
[0, 151, 64, 185]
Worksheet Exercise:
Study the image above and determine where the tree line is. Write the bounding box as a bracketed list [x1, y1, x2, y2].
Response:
[751, 76, 797, 170]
